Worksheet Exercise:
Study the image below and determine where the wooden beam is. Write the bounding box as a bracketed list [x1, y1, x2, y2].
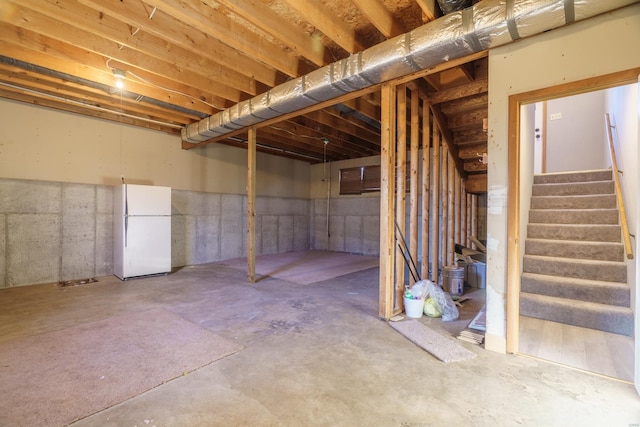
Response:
[466, 174, 487, 193]
[431, 124, 440, 284]
[454, 170, 461, 254]
[74, 0, 281, 87]
[421, 99, 431, 280]
[461, 178, 467, 250]
[395, 84, 407, 310]
[139, 0, 305, 77]
[409, 89, 420, 284]
[466, 193, 472, 248]
[429, 103, 466, 178]
[414, 0, 438, 22]
[379, 83, 396, 319]
[427, 79, 488, 105]
[247, 127, 257, 283]
[350, 0, 406, 38]
[214, 0, 332, 66]
[279, 0, 365, 54]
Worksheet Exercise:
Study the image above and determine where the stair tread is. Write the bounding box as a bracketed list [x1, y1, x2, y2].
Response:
[520, 292, 632, 313]
[521, 272, 629, 288]
[525, 238, 623, 246]
[523, 254, 626, 266]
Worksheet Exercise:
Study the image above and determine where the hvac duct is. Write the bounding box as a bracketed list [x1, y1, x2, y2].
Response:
[182, 0, 638, 145]
[438, 0, 472, 15]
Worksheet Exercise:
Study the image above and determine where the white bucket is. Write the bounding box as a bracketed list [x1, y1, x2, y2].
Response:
[404, 297, 425, 318]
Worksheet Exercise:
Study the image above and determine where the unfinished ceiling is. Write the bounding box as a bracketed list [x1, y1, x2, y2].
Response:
[0, 0, 488, 180]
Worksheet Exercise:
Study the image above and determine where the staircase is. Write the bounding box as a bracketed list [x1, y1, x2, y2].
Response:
[520, 169, 633, 336]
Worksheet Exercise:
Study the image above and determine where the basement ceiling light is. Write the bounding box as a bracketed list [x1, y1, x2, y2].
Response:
[113, 68, 126, 89]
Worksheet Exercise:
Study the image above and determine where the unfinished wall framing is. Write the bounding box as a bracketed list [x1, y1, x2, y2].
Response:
[379, 84, 479, 320]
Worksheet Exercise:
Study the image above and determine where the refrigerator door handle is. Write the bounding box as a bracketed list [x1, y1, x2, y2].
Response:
[124, 215, 128, 248]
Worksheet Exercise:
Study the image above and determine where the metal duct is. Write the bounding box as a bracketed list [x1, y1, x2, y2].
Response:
[182, 0, 638, 145]
[438, 0, 472, 15]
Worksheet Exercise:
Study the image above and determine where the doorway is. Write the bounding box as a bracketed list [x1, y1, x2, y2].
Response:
[506, 69, 639, 382]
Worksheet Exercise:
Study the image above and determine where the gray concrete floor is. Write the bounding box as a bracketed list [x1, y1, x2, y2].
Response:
[1, 254, 639, 426]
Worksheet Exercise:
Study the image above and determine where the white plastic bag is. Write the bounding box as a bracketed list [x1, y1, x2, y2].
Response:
[425, 281, 459, 321]
[408, 279, 429, 300]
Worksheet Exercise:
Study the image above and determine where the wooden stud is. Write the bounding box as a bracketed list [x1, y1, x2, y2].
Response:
[441, 144, 449, 270]
[409, 89, 420, 284]
[379, 83, 397, 319]
[460, 177, 466, 251]
[454, 169, 461, 259]
[471, 194, 477, 251]
[247, 127, 257, 283]
[466, 193, 472, 248]
[431, 125, 440, 284]
[421, 99, 431, 280]
[395, 85, 407, 309]
[447, 153, 455, 266]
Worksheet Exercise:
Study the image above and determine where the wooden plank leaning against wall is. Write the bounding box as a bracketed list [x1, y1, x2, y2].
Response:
[378, 84, 478, 320]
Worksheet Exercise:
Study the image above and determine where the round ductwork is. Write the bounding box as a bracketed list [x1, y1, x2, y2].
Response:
[437, 0, 472, 15]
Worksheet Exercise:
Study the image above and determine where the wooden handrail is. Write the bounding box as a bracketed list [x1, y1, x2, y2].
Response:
[605, 113, 633, 260]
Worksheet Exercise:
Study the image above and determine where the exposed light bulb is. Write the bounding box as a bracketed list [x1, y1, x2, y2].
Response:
[112, 68, 126, 89]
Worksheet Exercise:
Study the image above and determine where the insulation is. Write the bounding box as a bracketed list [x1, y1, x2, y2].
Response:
[182, 0, 638, 145]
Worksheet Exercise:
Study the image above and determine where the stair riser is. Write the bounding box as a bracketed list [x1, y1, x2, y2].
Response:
[530, 195, 617, 210]
[529, 209, 619, 225]
[532, 181, 613, 196]
[523, 257, 627, 283]
[534, 170, 612, 184]
[527, 224, 622, 242]
[521, 275, 630, 307]
[524, 240, 624, 262]
[520, 296, 633, 336]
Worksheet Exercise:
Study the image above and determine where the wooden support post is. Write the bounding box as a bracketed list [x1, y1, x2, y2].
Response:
[395, 85, 407, 310]
[466, 193, 472, 248]
[454, 171, 461, 251]
[379, 83, 397, 319]
[441, 144, 449, 270]
[421, 99, 431, 280]
[471, 194, 478, 250]
[460, 178, 467, 252]
[431, 126, 440, 284]
[409, 89, 420, 284]
[447, 154, 455, 266]
[247, 127, 257, 283]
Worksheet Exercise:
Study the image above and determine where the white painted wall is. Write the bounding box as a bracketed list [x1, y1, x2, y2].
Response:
[605, 83, 639, 310]
[0, 99, 311, 198]
[487, 3, 640, 353]
[546, 91, 607, 172]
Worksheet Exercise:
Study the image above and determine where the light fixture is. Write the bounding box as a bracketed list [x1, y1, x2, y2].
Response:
[113, 68, 126, 89]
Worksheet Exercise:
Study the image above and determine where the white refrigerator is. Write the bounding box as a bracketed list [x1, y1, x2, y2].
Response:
[113, 184, 171, 280]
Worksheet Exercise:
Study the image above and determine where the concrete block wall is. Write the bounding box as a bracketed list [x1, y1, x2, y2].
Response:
[0, 179, 113, 288]
[0, 178, 310, 288]
[312, 197, 380, 256]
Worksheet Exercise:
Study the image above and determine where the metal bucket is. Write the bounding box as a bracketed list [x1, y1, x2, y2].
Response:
[443, 266, 465, 296]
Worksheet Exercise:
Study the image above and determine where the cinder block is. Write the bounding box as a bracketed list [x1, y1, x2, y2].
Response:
[0, 179, 61, 214]
[345, 216, 363, 254]
[293, 215, 309, 251]
[7, 214, 61, 286]
[172, 215, 197, 267]
[96, 185, 113, 214]
[313, 215, 328, 250]
[221, 194, 243, 259]
[171, 190, 204, 215]
[329, 216, 345, 252]
[0, 215, 5, 288]
[261, 215, 278, 254]
[278, 216, 294, 252]
[363, 216, 380, 255]
[95, 213, 113, 276]
[195, 215, 220, 264]
[202, 193, 222, 215]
